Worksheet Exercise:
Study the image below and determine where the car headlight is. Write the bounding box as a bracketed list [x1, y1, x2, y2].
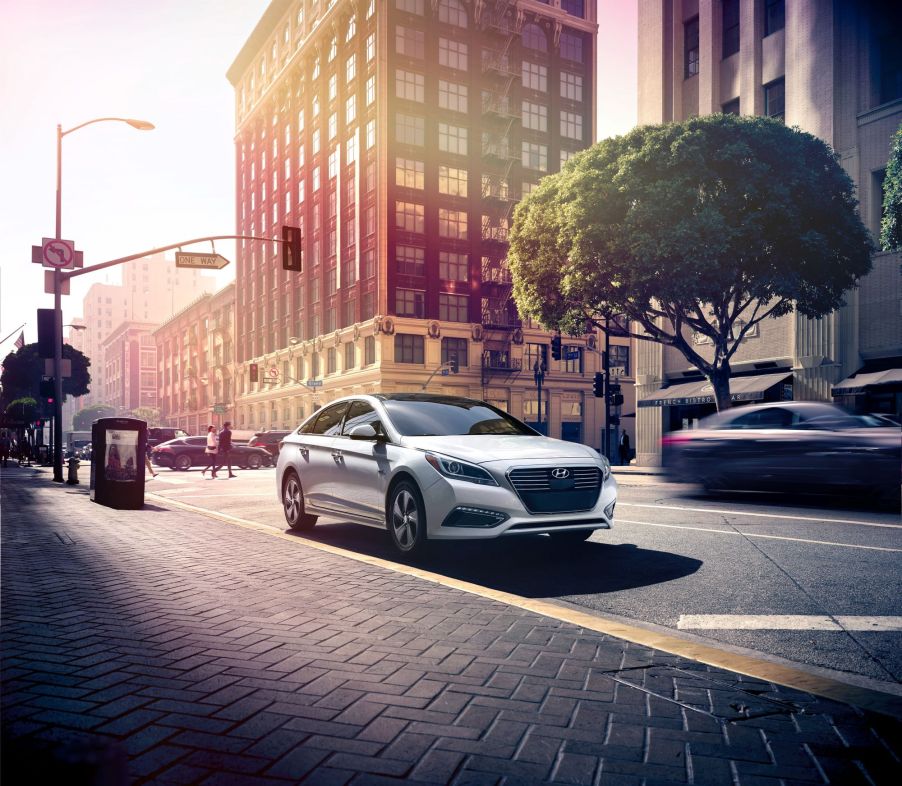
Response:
[425, 453, 498, 486]
[599, 456, 611, 482]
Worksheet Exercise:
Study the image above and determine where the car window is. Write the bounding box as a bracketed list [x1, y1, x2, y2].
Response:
[186, 437, 206, 446]
[383, 398, 536, 436]
[721, 407, 796, 430]
[341, 400, 384, 436]
[308, 402, 349, 435]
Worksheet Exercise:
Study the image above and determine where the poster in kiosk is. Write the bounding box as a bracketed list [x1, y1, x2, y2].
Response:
[90, 418, 147, 509]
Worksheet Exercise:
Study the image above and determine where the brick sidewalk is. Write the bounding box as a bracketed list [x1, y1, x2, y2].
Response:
[2, 465, 899, 785]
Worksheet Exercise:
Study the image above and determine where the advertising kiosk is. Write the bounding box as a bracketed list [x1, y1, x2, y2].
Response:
[90, 418, 147, 509]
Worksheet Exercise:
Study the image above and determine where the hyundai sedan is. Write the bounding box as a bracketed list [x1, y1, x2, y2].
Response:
[276, 393, 616, 556]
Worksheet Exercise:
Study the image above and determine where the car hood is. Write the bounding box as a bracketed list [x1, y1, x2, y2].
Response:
[399, 435, 600, 465]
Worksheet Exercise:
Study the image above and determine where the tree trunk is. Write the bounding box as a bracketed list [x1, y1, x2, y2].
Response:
[709, 364, 733, 412]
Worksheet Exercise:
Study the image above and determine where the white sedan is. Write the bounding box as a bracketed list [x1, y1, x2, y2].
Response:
[276, 393, 617, 557]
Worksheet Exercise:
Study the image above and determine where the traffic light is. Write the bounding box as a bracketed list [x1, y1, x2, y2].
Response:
[551, 334, 562, 361]
[38, 308, 56, 358]
[449, 356, 459, 374]
[40, 377, 54, 399]
[281, 225, 302, 271]
[249, 363, 259, 383]
[592, 372, 604, 398]
[608, 382, 624, 407]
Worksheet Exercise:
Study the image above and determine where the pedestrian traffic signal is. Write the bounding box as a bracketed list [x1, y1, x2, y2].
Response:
[37, 308, 56, 358]
[40, 377, 54, 398]
[551, 334, 562, 361]
[592, 372, 604, 398]
[281, 225, 302, 271]
[249, 363, 259, 383]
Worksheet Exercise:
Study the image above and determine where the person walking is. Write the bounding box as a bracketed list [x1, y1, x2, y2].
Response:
[202, 425, 219, 478]
[213, 421, 236, 479]
[144, 443, 159, 479]
[0, 432, 10, 467]
[619, 430, 631, 466]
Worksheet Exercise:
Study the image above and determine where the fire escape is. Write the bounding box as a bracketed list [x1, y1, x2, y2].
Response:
[477, 0, 523, 387]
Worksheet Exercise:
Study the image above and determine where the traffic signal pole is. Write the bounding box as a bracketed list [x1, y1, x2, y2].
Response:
[604, 316, 611, 459]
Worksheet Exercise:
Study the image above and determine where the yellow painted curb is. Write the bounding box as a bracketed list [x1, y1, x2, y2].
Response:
[147, 492, 902, 719]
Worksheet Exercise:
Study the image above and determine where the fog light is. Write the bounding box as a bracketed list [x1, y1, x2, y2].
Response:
[604, 501, 616, 519]
[442, 506, 509, 528]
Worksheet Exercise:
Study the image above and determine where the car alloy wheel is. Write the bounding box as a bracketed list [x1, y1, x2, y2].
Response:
[388, 481, 428, 557]
[246, 454, 262, 469]
[282, 472, 317, 531]
[175, 455, 191, 471]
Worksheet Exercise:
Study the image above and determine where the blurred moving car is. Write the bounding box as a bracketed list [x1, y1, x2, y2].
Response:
[147, 427, 188, 449]
[151, 436, 272, 470]
[65, 439, 91, 458]
[277, 393, 616, 557]
[247, 430, 291, 459]
[662, 402, 900, 502]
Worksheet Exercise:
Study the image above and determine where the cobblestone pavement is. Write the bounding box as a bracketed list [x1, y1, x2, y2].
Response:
[2, 465, 900, 785]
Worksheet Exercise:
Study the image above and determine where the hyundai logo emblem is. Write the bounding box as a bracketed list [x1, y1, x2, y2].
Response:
[551, 468, 570, 479]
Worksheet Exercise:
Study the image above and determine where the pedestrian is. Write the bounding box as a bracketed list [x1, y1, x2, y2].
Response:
[620, 430, 631, 465]
[0, 432, 10, 467]
[213, 421, 236, 479]
[144, 442, 158, 479]
[201, 425, 219, 478]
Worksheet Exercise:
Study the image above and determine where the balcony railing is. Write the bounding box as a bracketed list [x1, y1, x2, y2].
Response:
[482, 351, 521, 371]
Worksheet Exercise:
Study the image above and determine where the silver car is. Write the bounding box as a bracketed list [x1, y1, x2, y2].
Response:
[276, 393, 617, 557]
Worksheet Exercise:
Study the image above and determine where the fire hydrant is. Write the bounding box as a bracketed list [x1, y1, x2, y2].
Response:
[66, 456, 80, 485]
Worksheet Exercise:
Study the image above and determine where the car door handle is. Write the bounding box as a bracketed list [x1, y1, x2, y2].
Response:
[331, 449, 343, 461]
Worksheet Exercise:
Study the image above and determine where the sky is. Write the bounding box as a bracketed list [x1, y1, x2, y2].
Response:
[0, 0, 637, 351]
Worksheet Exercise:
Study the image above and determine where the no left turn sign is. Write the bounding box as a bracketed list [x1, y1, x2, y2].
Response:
[42, 238, 75, 268]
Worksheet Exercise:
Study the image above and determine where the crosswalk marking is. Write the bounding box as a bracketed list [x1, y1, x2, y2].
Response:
[678, 615, 902, 631]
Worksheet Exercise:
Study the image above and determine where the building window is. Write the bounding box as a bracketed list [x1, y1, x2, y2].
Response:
[344, 342, 356, 370]
[396, 0, 424, 15]
[609, 344, 630, 376]
[366, 75, 376, 105]
[439, 293, 468, 322]
[366, 119, 376, 148]
[560, 110, 583, 140]
[396, 288, 426, 317]
[395, 201, 425, 233]
[441, 337, 468, 367]
[439, 250, 468, 280]
[395, 334, 425, 363]
[439, 38, 468, 70]
[522, 100, 548, 132]
[438, 0, 467, 27]
[327, 347, 337, 374]
[521, 141, 548, 172]
[559, 30, 584, 62]
[396, 157, 425, 189]
[396, 113, 425, 146]
[722, 98, 740, 115]
[439, 208, 468, 239]
[764, 78, 785, 120]
[328, 73, 337, 100]
[345, 95, 356, 124]
[560, 72, 583, 102]
[685, 16, 700, 78]
[722, 0, 740, 58]
[396, 244, 426, 276]
[563, 346, 583, 374]
[764, 0, 784, 36]
[438, 80, 468, 113]
[877, 10, 902, 105]
[366, 32, 375, 61]
[438, 165, 468, 197]
[561, 0, 585, 16]
[522, 61, 547, 92]
[396, 68, 425, 102]
[396, 25, 424, 58]
[438, 122, 468, 154]
[522, 23, 547, 52]
[364, 335, 376, 365]
[524, 343, 548, 372]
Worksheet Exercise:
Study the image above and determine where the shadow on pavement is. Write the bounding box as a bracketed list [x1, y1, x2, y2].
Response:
[288, 523, 702, 598]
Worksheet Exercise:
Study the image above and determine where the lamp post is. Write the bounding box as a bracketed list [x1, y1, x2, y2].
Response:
[52, 117, 154, 482]
[533, 358, 546, 434]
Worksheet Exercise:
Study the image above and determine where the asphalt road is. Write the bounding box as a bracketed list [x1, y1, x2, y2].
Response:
[146, 467, 902, 692]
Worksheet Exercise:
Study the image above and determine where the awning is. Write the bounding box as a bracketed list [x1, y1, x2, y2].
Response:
[639, 372, 792, 408]
[832, 368, 902, 396]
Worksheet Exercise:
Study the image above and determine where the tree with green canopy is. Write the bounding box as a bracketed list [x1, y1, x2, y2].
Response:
[508, 115, 874, 411]
[0, 343, 91, 415]
[880, 122, 902, 251]
[72, 404, 117, 430]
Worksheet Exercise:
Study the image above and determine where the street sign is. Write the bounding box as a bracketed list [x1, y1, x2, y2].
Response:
[44, 270, 70, 295]
[267, 366, 279, 378]
[212, 404, 227, 414]
[306, 379, 323, 388]
[609, 365, 626, 378]
[175, 252, 230, 269]
[42, 238, 75, 268]
[44, 359, 72, 378]
[34, 243, 82, 269]
[565, 350, 581, 360]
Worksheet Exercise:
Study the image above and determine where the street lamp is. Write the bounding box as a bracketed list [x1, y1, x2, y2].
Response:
[533, 359, 546, 434]
[51, 117, 154, 482]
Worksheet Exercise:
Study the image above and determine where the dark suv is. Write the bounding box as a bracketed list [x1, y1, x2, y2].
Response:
[247, 430, 291, 458]
[147, 427, 188, 449]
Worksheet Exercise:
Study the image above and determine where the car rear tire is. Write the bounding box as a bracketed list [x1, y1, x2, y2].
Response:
[387, 480, 428, 558]
[175, 455, 192, 471]
[550, 529, 593, 546]
[246, 454, 262, 469]
[283, 471, 317, 531]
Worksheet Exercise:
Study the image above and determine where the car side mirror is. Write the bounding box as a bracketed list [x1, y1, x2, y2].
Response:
[348, 424, 379, 441]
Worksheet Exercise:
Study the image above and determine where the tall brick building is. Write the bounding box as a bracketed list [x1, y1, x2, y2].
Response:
[226, 0, 626, 448]
[634, 0, 902, 464]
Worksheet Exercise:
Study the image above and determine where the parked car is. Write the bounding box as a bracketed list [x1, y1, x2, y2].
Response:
[152, 436, 272, 470]
[662, 401, 900, 502]
[276, 393, 616, 557]
[247, 430, 291, 459]
[147, 427, 188, 449]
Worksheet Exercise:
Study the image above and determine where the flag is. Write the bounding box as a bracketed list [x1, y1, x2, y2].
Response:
[13, 331, 24, 350]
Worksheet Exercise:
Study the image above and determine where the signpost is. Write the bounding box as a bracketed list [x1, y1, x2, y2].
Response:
[565, 349, 581, 361]
[175, 252, 230, 269]
[212, 404, 227, 415]
[306, 379, 323, 388]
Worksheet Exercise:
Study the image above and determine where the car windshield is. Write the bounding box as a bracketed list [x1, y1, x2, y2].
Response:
[383, 397, 537, 437]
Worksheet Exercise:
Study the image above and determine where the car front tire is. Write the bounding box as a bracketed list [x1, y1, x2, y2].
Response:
[283, 471, 317, 531]
[387, 480, 428, 558]
[246, 454, 262, 469]
[175, 455, 192, 471]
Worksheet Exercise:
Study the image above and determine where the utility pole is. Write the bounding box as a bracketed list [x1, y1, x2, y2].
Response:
[603, 316, 611, 459]
[533, 358, 546, 434]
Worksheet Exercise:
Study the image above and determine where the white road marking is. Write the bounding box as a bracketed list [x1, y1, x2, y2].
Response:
[617, 518, 902, 552]
[618, 502, 901, 529]
[678, 615, 902, 631]
[155, 492, 275, 499]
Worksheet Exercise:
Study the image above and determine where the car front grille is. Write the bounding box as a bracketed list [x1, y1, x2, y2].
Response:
[507, 466, 602, 513]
